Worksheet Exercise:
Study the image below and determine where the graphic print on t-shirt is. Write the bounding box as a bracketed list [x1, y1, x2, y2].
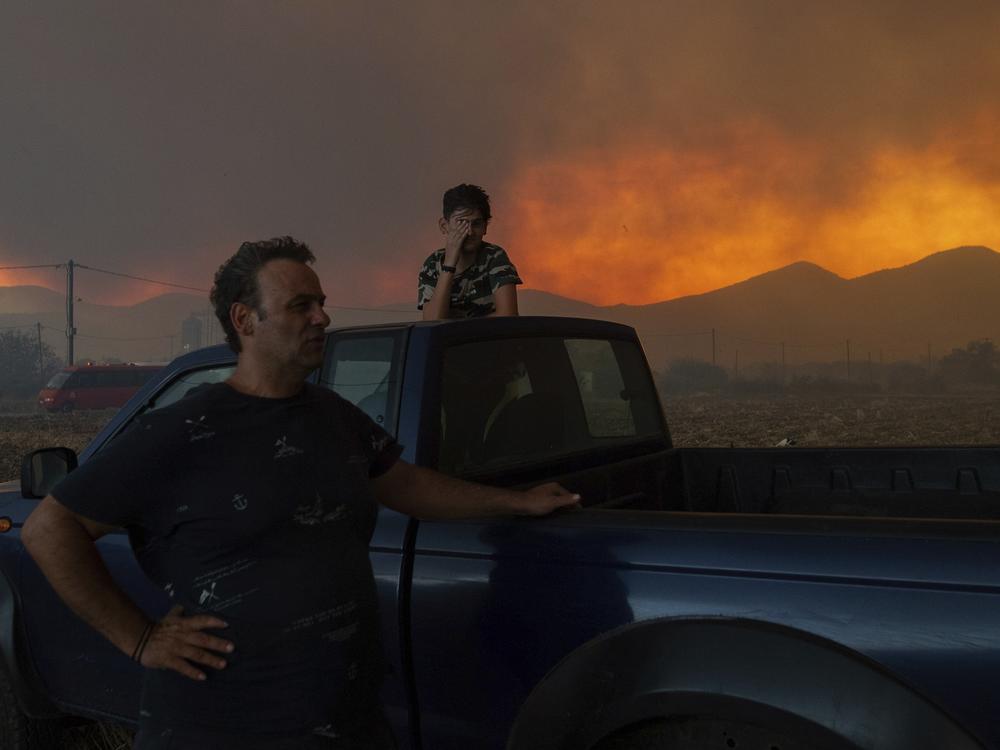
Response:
[191, 558, 260, 612]
[293, 492, 348, 526]
[274, 435, 305, 459]
[185, 415, 215, 442]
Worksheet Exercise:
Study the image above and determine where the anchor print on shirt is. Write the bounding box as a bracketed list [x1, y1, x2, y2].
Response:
[293, 492, 348, 526]
[185, 415, 215, 442]
[198, 581, 222, 607]
[232, 493, 248, 511]
[274, 436, 305, 459]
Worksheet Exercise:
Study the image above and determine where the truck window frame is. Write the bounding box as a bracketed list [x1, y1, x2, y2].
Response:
[319, 327, 409, 437]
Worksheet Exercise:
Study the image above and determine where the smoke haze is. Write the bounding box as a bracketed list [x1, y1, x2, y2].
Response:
[2, 1, 999, 306]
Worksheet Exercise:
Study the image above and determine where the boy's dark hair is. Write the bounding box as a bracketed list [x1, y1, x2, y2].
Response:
[442, 183, 492, 222]
[210, 236, 316, 352]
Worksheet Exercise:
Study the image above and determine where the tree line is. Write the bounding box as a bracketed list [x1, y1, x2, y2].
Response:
[658, 338, 1000, 395]
[0, 330, 62, 399]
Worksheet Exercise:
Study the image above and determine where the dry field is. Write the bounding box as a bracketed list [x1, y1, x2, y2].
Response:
[1, 406, 118, 483]
[4, 392, 999, 483]
[662, 391, 999, 448]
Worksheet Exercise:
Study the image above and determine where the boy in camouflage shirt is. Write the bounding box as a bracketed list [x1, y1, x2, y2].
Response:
[418, 184, 522, 319]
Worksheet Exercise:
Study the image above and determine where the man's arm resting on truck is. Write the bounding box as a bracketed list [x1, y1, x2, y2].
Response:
[371, 459, 579, 520]
[21, 496, 234, 681]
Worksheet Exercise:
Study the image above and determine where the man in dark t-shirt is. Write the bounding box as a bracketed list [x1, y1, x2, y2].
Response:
[22, 237, 578, 749]
[53, 382, 399, 742]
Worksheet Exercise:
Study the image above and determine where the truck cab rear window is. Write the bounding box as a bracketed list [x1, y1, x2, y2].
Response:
[439, 336, 663, 474]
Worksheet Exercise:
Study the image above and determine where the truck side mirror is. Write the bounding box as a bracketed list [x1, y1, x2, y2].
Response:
[20, 448, 78, 499]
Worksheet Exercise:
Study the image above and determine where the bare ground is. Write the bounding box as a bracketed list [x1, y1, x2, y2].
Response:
[4, 393, 999, 483]
[662, 392, 999, 448]
[1, 408, 118, 483]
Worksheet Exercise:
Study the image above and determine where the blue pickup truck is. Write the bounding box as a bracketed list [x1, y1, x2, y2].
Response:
[2, 316, 1000, 750]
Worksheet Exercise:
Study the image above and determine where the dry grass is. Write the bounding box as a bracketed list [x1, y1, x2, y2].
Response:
[0, 405, 116, 482]
[662, 391, 999, 447]
[3, 393, 998, 484]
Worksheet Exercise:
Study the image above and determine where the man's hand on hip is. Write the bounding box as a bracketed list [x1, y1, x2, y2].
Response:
[141, 604, 234, 681]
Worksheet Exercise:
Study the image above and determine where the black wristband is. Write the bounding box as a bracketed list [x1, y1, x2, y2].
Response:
[440, 264, 457, 274]
[132, 622, 153, 663]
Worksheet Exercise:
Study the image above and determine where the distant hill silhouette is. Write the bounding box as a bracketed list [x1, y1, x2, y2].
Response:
[0, 289, 214, 363]
[528, 246, 1000, 369]
[2, 246, 998, 368]
[0, 285, 65, 315]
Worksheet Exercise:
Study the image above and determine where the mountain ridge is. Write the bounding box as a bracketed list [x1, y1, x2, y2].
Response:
[2, 246, 997, 366]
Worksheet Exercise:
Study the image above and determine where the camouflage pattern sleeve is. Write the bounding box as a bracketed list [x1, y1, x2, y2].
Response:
[417, 250, 443, 310]
[485, 245, 523, 291]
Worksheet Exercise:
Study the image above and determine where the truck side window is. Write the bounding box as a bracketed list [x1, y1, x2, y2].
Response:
[320, 333, 405, 434]
[145, 365, 236, 412]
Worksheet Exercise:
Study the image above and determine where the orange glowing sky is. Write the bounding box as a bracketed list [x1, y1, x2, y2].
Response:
[2, 3, 1000, 309]
[502, 115, 1000, 306]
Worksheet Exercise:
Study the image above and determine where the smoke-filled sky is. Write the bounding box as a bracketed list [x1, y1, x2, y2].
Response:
[2, 1, 1000, 307]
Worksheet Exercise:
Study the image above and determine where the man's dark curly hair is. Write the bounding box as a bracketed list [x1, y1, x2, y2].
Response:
[210, 236, 316, 352]
[442, 183, 492, 222]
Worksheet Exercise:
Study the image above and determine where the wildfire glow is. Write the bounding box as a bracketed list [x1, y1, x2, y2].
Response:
[0, 269, 60, 290]
[503, 118, 1000, 306]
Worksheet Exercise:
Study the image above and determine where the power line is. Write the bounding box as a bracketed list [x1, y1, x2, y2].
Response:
[36, 324, 169, 342]
[640, 329, 714, 338]
[70, 263, 419, 313]
[72, 331, 175, 342]
[6, 259, 424, 315]
[725, 333, 782, 347]
[8, 260, 990, 359]
[75, 263, 210, 293]
[329, 304, 419, 314]
[0, 264, 63, 271]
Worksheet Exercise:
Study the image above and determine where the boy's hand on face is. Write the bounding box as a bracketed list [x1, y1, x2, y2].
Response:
[443, 211, 472, 266]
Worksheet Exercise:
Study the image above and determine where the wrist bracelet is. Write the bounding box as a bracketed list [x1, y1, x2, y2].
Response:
[131, 622, 153, 663]
[440, 264, 457, 274]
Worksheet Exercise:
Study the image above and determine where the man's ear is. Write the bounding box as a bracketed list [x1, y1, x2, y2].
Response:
[230, 302, 255, 339]
[438, 216, 448, 234]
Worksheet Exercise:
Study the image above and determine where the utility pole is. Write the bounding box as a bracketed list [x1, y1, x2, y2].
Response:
[734, 349, 739, 378]
[36, 322, 44, 376]
[867, 351, 872, 386]
[846, 339, 851, 381]
[781, 341, 786, 384]
[66, 259, 76, 366]
[711, 328, 716, 366]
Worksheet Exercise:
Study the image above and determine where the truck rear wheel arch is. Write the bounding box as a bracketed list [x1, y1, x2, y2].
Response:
[506, 617, 984, 750]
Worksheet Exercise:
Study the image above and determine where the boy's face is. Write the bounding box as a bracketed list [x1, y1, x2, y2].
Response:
[440, 207, 488, 253]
